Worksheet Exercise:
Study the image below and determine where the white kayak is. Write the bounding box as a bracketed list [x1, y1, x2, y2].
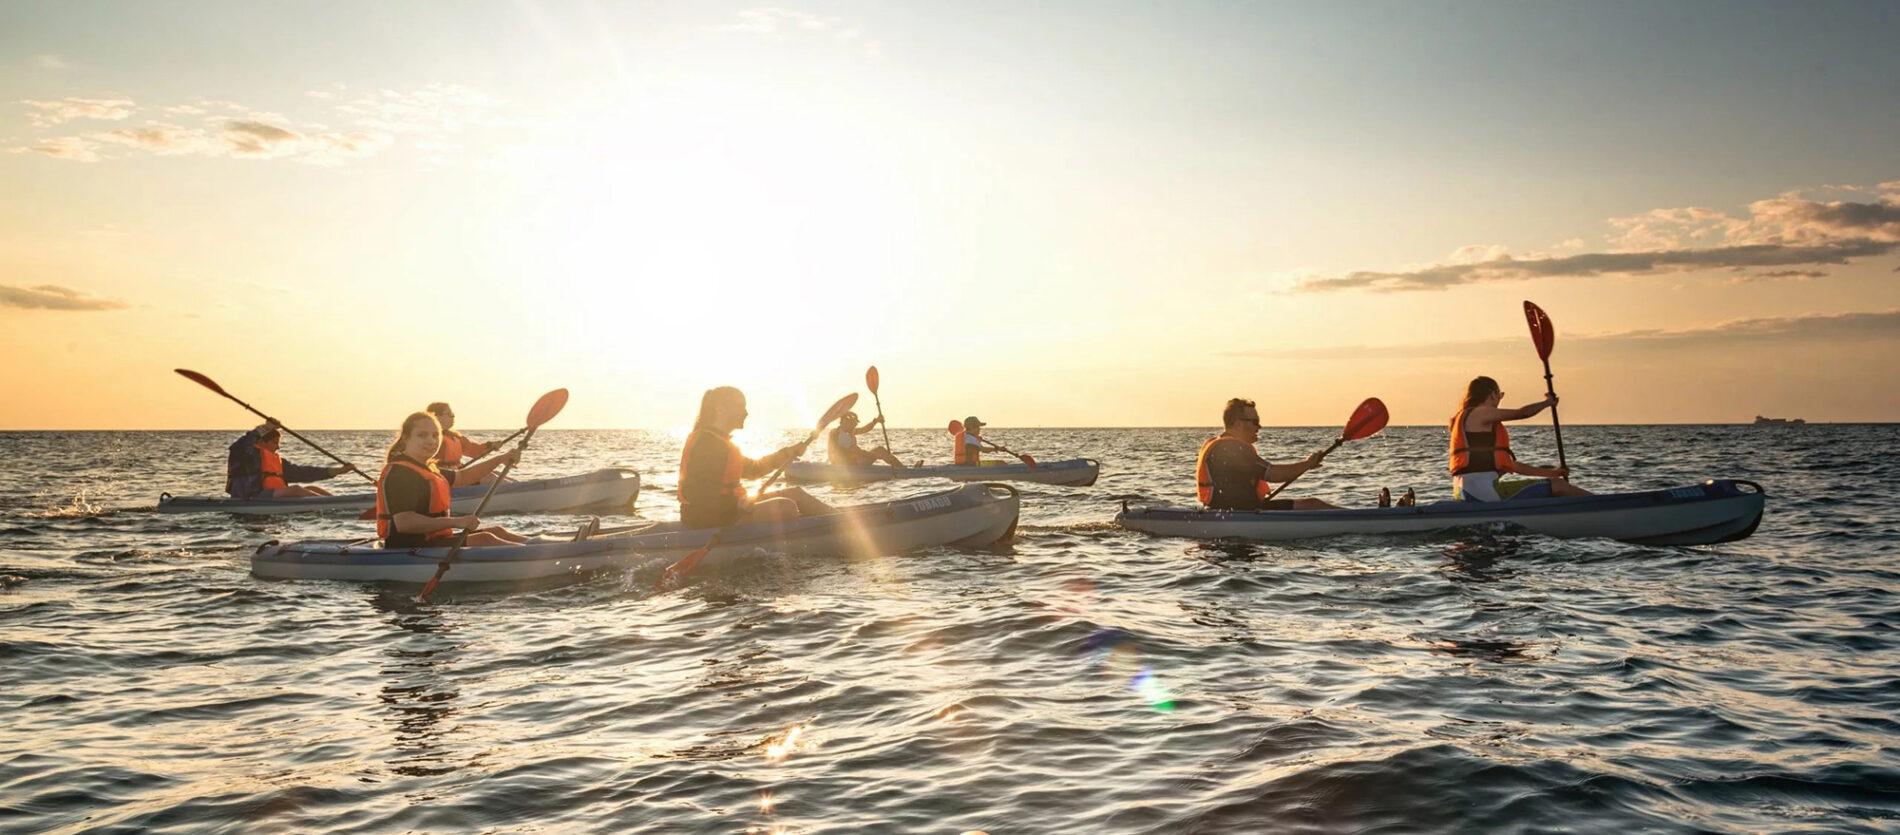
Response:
[786, 458, 1100, 487]
[1117, 480, 1765, 546]
[157, 468, 641, 516]
[250, 482, 1020, 583]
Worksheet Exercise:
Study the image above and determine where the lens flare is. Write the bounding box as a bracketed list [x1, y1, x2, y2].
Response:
[1132, 667, 1175, 712]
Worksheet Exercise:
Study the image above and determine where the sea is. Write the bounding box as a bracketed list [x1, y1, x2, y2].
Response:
[2, 425, 1896, 834]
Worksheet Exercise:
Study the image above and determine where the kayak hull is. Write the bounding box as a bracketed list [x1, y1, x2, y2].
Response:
[250, 482, 1020, 583]
[786, 458, 1100, 487]
[1116, 480, 1765, 546]
[157, 469, 641, 516]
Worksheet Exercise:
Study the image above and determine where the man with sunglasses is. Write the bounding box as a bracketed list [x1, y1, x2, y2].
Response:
[1195, 397, 1342, 511]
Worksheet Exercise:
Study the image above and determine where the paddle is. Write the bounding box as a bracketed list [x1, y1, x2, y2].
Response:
[174, 368, 374, 484]
[1264, 397, 1389, 500]
[416, 388, 569, 602]
[655, 392, 858, 591]
[947, 419, 1036, 467]
[1523, 300, 1569, 470]
[866, 366, 894, 454]
[464, 426, 528, 463]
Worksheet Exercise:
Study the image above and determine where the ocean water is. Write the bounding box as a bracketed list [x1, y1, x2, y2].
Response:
[2, 425, 1896, 834]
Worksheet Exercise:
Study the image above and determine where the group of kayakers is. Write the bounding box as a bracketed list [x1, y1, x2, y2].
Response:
[221, 373, 1588, 549]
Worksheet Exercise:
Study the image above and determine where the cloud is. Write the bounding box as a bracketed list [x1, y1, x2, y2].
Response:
[1225, 310, 1900, 360]
[29, 136, 102, 161]
[720, 8, 884, 58]
[11, 85, 467, 166]
[33, 55, 69, 71]
[0, 284, 129, 311]
[222, 120, 303, 157]
[20, 97, 134, 127]
[331, 84, 502, 134]
[1294, 182, 1900, 293]
[1750, 270, 1827, 280]
[94, 125, 208, 155]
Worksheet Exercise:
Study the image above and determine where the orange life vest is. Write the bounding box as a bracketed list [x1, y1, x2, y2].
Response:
[258, 446, 287, 490]
[1196, 435, 1272, 506]
[375, 459, 455, 542]
[953, 430, 975, 465]
[438, 430, 466, 468]
[680, 429, 747, 514]
[1449, 409, 1517, 475]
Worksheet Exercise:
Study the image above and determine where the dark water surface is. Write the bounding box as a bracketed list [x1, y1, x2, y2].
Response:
[3, 426, 1896, 834]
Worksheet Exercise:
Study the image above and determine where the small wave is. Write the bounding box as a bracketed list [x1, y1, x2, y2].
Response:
[19, 492, 107, 519]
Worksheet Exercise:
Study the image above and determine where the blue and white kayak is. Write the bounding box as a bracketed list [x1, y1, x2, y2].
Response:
[1116, 480, 1765, 546]
[251, 482, 1020, 583]
[786, 458, 1100, 487]
[158, 468, 641, 517]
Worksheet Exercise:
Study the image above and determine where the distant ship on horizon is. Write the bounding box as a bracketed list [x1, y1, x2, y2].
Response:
[1754, 415, 1806, 425]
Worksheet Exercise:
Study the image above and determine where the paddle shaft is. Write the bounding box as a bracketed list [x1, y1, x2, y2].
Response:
[872, 391, 893, 453]
[1540, 358, 1569, 470]
[212, 388, 374, 484]
[418, 429, 536, 600]
[464, 426, 528, 463]
[656, 437, 808, 589]
[1264, 437, 1342, 501]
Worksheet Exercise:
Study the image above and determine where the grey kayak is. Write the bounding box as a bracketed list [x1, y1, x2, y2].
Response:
[251, 482, 1020, 583]
[786, 458, 1100, 487]
[1116, 480, 1765, 546]
[157, 468, 640, 516]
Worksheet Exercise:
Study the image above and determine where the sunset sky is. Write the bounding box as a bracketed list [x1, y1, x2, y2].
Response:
[4, 1, 1897, 430]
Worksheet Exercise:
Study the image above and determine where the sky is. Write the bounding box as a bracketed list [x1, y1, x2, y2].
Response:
[3, 1, 1897, 429]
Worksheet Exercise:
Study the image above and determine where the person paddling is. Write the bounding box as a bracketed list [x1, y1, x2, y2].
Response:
[679, 387, 835, 528]
[1196, 398, 1346, 510]
[226, 420, 356, 499]
[426, 402, 499, 483]
[952, 416, 987, 466]
[1449, 376, 1591, 501]
[829, 411, 906, 469]
[376, 411, 528, 548]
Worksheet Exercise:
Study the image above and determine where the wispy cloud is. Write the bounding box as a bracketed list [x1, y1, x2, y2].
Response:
[33, 55, 70, 71]
[1225, 310, 1900, 360]
[28, 136, 103, 162]
[11, 85, 482, 166]
[0, 284, 128, 311]
[720, 8, 884, 59]
[1293, 182, 1900, 293]
[20, 97, 134, 127]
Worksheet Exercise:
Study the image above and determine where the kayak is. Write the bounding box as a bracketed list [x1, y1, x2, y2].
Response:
[1116, 479, 1765, 546]
[786, 458, 1100, 487]
[157, 468, 641, 516]
[250, 482, 1020, 583]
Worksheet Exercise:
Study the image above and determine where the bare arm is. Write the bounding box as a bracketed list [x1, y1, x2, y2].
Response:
[1472, 396, 1556, 425]
[451, 449, 520, 486]
[1263, 449, 1324, 484]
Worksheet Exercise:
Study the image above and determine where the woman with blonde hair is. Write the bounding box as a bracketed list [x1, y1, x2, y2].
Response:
[679, 386, 835, 529]
[375, 411, 529, 548]
[1449, 376, 1590, 501]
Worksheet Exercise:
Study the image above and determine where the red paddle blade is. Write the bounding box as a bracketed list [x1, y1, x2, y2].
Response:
[656, 546, 709, 591]
[526, 388, 569, 428]
[947, 420, 963, 435]
[174, 368, 227, 396]
[1524, 301, 1555, 361]
[1020, 454, 1037, 467]
[1343, 397, 1389, 441]
[865, 366, 880, 395]
[818, 393, 859, 430]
